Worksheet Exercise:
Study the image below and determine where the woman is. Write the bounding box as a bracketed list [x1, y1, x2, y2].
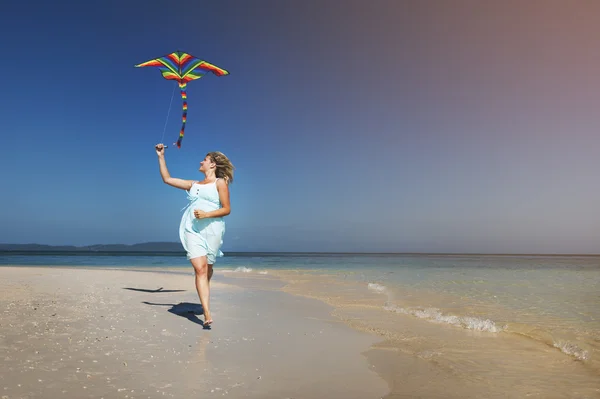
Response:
[155, 143, 234, 327]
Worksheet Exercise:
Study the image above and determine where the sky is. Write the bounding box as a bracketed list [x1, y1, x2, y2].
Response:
[1, 0, 599, 254]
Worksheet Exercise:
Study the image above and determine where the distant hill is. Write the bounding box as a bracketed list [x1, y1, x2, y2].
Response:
[0, 242, 185, 252]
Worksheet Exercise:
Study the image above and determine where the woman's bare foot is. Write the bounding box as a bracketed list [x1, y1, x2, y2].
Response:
[204, 312, 213, 327]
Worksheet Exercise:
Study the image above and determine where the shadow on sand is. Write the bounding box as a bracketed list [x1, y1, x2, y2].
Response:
[123, 287, 185, 293]
[142, 301, 211, 329]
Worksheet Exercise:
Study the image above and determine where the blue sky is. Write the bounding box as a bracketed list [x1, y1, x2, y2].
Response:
[1, 0, 599, 254]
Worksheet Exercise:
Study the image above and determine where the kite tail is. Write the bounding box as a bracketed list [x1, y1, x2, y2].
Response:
[176, 82, 188, 148]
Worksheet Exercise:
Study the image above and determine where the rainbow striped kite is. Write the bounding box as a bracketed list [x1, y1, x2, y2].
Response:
[135, 51, 229, 148]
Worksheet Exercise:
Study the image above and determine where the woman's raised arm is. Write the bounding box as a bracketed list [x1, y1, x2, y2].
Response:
[155, 143, 194, 190]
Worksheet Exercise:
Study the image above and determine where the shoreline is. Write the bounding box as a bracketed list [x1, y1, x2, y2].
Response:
[3, 264, 599, 361]
[262, 270, 600, 398]
[4, 263, 600, 363]
[2, 265, 600, 398]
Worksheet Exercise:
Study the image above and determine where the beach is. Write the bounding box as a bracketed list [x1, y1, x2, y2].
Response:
[0, 266, 388, 399]
[1, 263, 600, 398]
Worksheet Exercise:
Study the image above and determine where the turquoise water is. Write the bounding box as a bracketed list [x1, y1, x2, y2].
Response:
[0, 251, 403, 269]
[2, 251, 599, 368]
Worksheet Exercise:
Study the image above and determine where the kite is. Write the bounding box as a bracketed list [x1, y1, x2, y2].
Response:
[135, 50, 229, 148]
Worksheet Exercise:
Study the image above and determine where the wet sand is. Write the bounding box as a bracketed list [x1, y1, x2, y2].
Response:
[0, 267, 388, 398]
[269, 270, 600, 399]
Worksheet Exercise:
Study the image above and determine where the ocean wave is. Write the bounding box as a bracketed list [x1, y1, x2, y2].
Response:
[553, 340, 590, 361]
[220, 266, 253, 273]
[383, 303, 505, 333]
[368, 283, 386, 292]
[383, 303, 592, 363]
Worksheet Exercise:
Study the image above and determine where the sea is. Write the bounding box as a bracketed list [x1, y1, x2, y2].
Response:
[2, 251, 599, 380]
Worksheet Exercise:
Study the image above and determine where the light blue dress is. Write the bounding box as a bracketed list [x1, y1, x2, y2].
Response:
[179, 179, 225, 264]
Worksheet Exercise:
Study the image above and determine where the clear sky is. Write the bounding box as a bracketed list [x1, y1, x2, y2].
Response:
[1, 0, 599, 254]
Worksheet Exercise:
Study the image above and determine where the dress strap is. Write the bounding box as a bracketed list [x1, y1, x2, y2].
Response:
[186, 181, 198, 192]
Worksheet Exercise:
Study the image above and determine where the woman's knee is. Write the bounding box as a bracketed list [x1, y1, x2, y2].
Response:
[191, 257, 208, 275]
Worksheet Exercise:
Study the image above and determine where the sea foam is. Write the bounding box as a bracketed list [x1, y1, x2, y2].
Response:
[383, 303, 505, 333]
[553, 340, 590, 362]
[367, 283, 386, 292]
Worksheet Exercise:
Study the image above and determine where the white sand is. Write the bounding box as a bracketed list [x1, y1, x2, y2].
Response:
[0, 267, 389, 399]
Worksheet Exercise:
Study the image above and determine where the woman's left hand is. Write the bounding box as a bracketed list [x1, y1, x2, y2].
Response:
[194, 209, 209, 219]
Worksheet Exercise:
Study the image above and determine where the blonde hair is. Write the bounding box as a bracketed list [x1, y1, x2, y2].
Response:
[207, 151, 235, 184]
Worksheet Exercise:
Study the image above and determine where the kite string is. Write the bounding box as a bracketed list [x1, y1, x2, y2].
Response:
[160, 83, 177, 144]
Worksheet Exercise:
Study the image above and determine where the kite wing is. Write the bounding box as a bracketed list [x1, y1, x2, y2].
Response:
[136, 51, 229, 148]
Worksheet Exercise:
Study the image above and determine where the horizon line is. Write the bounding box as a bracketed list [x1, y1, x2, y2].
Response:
[2, 251, 599, 257]
[1, 242, 598, 257]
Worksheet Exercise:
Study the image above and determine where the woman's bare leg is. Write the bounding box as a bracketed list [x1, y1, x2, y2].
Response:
[208, 264, 214, 282]
[190, 256, 212, 325]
